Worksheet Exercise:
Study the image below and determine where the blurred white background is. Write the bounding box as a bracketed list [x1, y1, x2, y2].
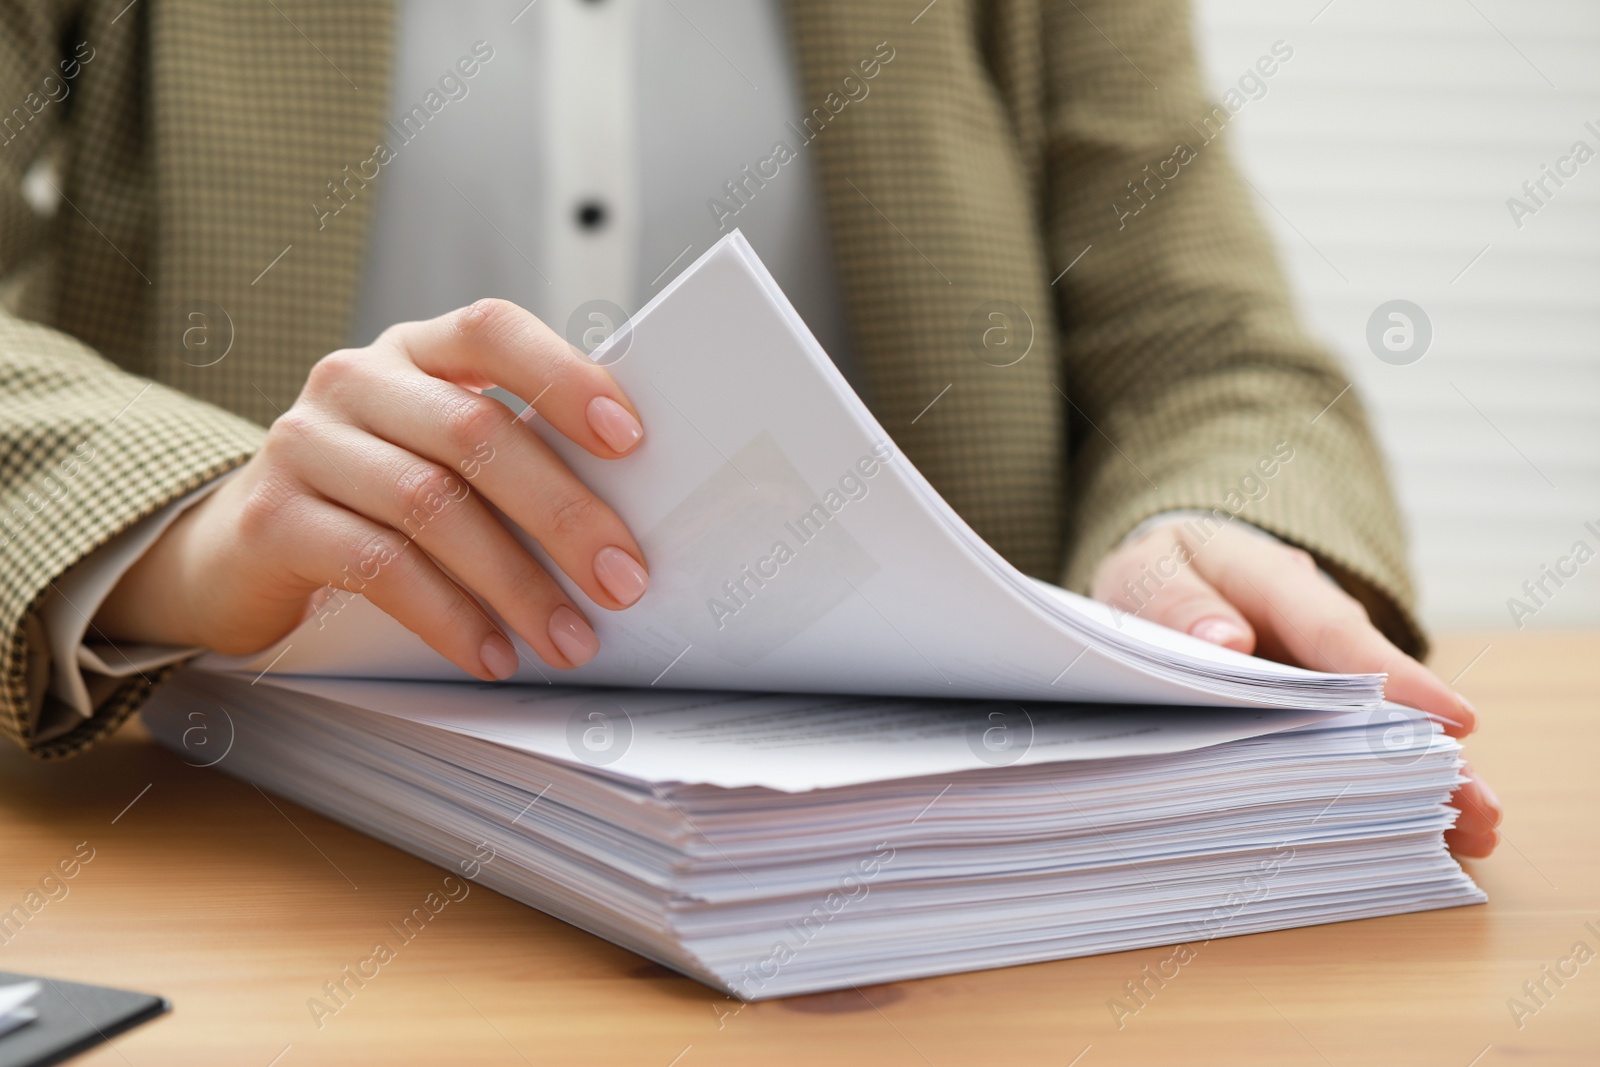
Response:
[1191, 0, 1600, 630]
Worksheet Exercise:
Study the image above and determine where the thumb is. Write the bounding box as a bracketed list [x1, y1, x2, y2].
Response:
[1094, 532, 1257, 653]
[1146, 564, 1257, 654]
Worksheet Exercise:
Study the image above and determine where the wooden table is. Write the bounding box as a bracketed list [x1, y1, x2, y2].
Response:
[1, 632, 1595, 1066]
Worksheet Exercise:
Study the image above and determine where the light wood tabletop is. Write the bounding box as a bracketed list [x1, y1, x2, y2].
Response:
[1, 631, 1595, 1067]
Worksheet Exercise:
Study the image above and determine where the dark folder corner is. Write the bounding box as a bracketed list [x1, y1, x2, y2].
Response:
[0, 972, 168, 1067]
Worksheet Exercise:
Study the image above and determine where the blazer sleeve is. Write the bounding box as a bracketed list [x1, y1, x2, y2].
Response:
[1039, 0, 1426, 656]
[1, 5, 264, 758]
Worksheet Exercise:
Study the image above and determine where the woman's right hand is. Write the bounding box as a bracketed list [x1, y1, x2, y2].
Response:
[94, 299, 651, 679]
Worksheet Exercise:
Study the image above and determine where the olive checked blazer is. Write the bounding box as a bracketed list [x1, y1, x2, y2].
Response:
[0, 0, 1419, 758]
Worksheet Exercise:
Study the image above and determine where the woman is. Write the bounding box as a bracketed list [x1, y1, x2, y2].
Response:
[0, 0, 1497, 855]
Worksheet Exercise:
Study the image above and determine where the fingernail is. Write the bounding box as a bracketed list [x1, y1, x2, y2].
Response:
[594, 545, 649, 606]
[1455, 692, 1478, 728]
[1190, 617, 1248, 648]
[548, 605, 600, 667]
[586, 396, 643, 453]
[479, 632, 520, 680]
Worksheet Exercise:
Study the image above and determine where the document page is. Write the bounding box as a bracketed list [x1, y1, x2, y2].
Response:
[203, 233, 1379, 712]
[260, 676, 1347, 792]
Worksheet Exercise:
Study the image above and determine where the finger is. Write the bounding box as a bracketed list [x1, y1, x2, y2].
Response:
[1091, 527, 1255, 652]
[328, 368, 650, 613]
[386, 299, 643, 457]
[1449, 793, 1497, 838]
[1384, 660, 1477, 738]
[1186, 528, 1477, 737]
[1448, 764, 1503, 835]
[277, 494, 521, 681]
[1445, 826, 1498, 859]
[282, 419, 602, 669]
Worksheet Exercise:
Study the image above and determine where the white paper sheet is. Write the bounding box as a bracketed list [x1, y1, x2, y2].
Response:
[260, 676, 1347, 792]
[200, 233, 1380, 712]
[0, 981, 39, 1039]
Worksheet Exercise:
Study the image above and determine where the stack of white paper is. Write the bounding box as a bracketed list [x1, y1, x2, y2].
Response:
[143, 674, 1482, 998]
[145, 233, 1482, 997]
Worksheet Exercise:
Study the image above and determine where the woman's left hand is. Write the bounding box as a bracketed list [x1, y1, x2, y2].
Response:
[1091, 519, 1501, 859]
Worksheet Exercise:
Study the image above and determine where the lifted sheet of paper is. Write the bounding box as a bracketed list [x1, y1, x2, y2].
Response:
[205, 232, 1381, 712]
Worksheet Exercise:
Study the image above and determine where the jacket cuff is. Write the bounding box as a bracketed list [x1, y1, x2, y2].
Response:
[0, 373, 263, 757]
